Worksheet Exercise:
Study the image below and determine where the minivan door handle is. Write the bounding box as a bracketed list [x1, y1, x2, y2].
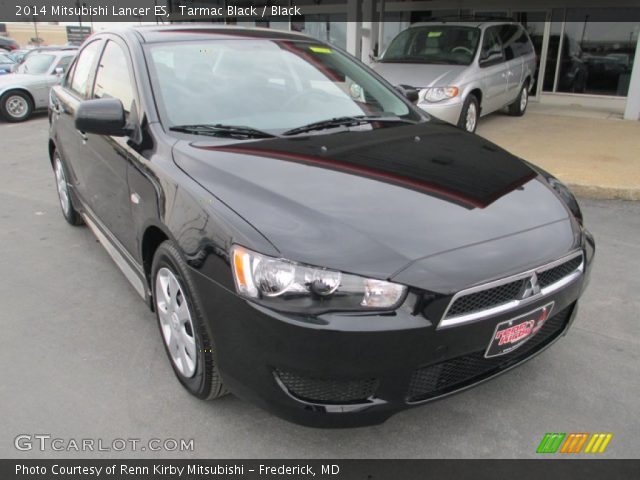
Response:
[77, 130, 88, 143]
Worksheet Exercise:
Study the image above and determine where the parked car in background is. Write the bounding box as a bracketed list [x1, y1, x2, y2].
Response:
[0, 50, 75, 121]
[373, 21, 536, 133]
[531, 33, 588, 93]
[19, 46, 78, 64]
[0, 53, 16, 74]
[0, 37, 19, 52]
[8, 49, 30, 64]
[48, 25, 593, 427]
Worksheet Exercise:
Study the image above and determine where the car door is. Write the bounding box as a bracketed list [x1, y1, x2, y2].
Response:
[81, 37, 139, 256]
[499, 25, 525, 105]
[51, 40, 103, 202]
[477, 26, 509, 114]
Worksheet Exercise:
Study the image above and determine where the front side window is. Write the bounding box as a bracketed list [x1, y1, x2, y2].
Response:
[69, 41, 102, 98]
[54, 55, 74, 74]
[480, 27, 504, 63]
[381, 26, 480, 65]
[147, 39, 418, 133]
[17, 54, 54, 74]
[93, 41, 135, 113]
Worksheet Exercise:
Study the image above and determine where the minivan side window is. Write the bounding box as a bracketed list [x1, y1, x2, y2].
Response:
[480, 27, 504, 63]
[500, 25, 533, 60]
[69, 41, 102, 98]
[93, 40, 135, 114]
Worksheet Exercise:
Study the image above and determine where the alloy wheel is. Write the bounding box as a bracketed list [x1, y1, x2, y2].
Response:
[465, 103, 477, 132]
[5, 95, 28, 119]
[520, 87, 528, 112]
[54, 156, 70, 217]
[155, 267, 198, 378]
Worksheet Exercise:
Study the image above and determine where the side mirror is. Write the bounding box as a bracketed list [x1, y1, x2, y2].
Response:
[75, 98, 130, 137]
[54, 67, 65, 75]
[395, 84, 420, 104]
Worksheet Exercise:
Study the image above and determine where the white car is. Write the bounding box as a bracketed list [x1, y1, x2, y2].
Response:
[0, 50, 75, 122]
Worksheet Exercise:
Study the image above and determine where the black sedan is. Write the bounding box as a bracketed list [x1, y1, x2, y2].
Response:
[48, 25, 594, 427]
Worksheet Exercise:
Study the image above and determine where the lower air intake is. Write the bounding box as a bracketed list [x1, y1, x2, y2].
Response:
[274, 369, 379, 404]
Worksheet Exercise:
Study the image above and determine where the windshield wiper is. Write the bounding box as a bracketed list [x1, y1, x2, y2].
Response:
[283, 115, 418, 136]
[169, 124, 278, 139]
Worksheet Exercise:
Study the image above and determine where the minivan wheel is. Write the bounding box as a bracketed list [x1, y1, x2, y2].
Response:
[508, 84, 528, 116]
[53, 153, 84, 226]
[152, 241, 227, 400]
[458, 95, 479, 133]
[0, 90, 33, 122]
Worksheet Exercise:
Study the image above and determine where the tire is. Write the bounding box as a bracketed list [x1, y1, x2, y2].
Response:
[0, 90, 33, 122]
[53, 152, 84, 226]
[508, 82, 529, 117]
[457, 94, 479, 133]
[151, 241, 227, 400]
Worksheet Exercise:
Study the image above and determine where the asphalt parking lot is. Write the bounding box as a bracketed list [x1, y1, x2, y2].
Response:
[1, 116, 639, 459]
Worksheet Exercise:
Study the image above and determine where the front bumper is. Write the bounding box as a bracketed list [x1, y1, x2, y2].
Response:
[417, 98, 464, 125]
[192, 239, 594, 428]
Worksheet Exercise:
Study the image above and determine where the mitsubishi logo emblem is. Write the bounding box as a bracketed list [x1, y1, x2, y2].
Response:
[521, 273, 541, 299]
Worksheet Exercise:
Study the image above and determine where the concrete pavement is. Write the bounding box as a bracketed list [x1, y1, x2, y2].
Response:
[477, 103, 640, 201]
[0, 117, 638, 459]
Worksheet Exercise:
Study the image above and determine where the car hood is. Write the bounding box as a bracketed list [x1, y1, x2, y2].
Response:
[173, 122, 574, 292]
[0, 73, 38, 86]
[372, 62, 467, 89]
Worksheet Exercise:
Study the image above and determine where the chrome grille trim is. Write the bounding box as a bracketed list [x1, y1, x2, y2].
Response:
[438, 250, 584, 329]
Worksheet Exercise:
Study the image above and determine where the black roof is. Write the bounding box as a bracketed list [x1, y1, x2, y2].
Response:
[127, 24, 312, 43]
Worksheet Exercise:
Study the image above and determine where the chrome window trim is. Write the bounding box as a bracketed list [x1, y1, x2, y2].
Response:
[437, 250, 584, 329]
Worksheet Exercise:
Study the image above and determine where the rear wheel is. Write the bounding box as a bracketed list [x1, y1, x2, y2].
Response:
[0, 90, 33, 122]
[152, 241, 227, 400]
[53, 153, 83, 226]
[508, 82, 529, 116]
[458, 95, 479, 133]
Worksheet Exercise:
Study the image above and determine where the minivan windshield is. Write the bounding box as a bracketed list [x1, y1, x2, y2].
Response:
[381, 26, 480, 65]
[146, 39, 420, 134]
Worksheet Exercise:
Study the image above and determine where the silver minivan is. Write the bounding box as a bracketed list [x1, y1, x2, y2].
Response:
[372, 21, 536, 133]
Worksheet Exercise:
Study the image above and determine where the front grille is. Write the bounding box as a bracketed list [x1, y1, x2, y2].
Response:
[446, 278, 524, 317]
[442, 251, 583, 323]
[274, 369, 379, 404]
[538, 256, 583, 289]
[407, 305, 573, 403]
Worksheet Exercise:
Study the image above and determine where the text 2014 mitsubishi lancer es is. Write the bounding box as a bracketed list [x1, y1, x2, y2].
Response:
[49, 26, 594, 427]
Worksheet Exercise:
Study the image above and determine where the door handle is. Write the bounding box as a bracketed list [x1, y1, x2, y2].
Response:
[77, 130, 88, 143]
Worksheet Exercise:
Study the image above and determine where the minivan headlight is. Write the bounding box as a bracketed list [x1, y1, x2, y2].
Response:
[231, 246, 407, 313]
[422, 86, 459, 103]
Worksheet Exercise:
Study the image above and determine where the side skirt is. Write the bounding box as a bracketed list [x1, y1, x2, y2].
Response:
[81, 210, 147, 300]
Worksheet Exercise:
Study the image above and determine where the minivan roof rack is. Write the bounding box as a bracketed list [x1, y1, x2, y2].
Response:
[426, 14, 516, 23]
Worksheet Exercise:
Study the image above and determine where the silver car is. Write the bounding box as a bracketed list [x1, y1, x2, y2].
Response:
[372, 21, 536, 133]
[0, 50, 75, 122]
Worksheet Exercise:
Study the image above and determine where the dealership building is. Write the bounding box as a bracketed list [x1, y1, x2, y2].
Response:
[170, 0, 640, 121]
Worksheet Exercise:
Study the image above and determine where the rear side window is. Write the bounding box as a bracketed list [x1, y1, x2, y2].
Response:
[500, 25, 534, 60]
[69, 41, 102, 98]
[93, 41, 135, 114]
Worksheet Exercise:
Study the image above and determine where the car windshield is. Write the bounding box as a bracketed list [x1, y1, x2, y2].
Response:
[146, 39, 419, 134]
[381, 26, 480, 65]
[0, 53, 15, 63]
[17, 53, 55, 74]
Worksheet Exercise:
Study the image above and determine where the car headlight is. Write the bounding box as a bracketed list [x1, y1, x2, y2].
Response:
[422, 86, 459, 103]
[231, 246, 407, 313]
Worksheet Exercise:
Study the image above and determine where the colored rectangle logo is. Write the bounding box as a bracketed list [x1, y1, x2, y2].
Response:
[537, 433, 612, 454]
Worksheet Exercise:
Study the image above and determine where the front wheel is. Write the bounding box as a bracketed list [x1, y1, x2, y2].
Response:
[0, 90, 33, 122]
[152, 241, 227, 400]
[458, 95, 479, 133]
[508, 83, 529, 117]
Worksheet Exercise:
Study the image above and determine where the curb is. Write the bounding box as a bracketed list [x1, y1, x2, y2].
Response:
[567, 183, 640, 201]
